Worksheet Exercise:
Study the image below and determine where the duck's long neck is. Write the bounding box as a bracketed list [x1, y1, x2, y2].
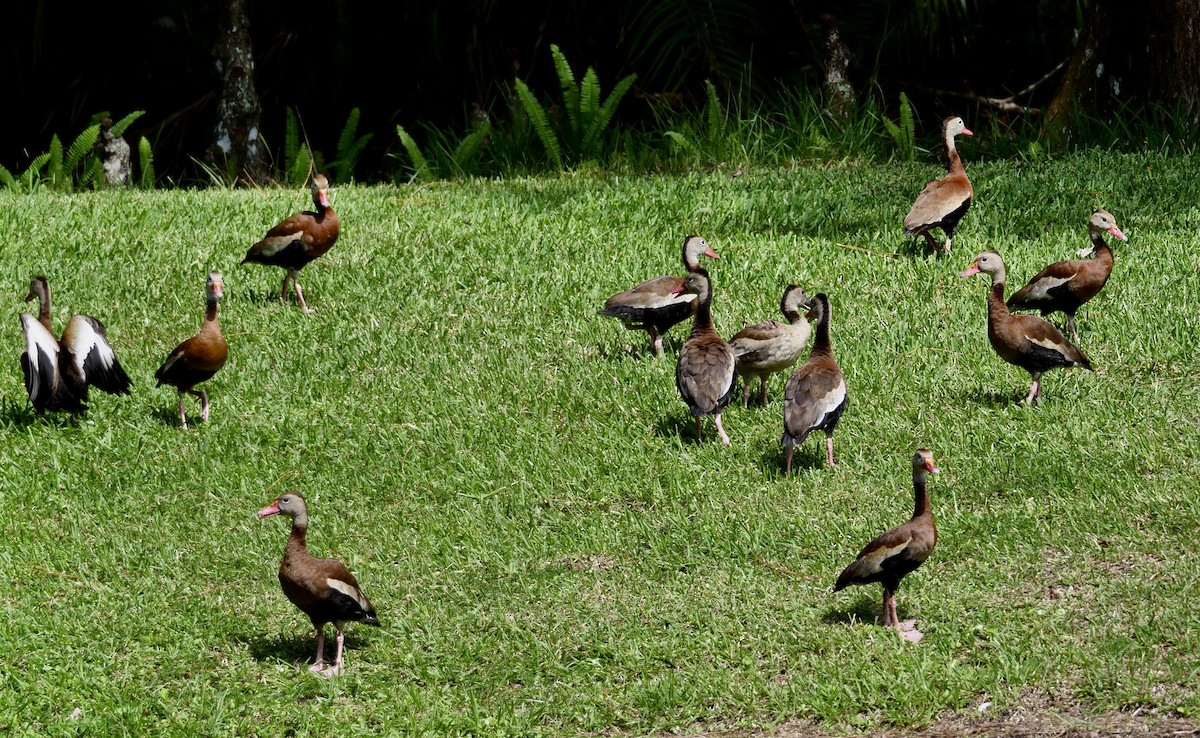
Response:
[34, 284, 53, 333]
[986, 274, 1009, 321]
[946, 138, 965, 176]
[810, 305, 833, 359]
[1089, 232, 1114, 262]
[912, 470, 931, 518]
[690, 293, 715, 338]
[202, 297, 221, 332]
[286, 518, 310, 557]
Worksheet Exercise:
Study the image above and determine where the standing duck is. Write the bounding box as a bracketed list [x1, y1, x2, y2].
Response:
[598, 235, 719, 356]
[257, 491, 380, 676]
[728, 284, 811, 407]
[834, 448, 939, 644]
[18, 276, 132, 415]
[962, 250, 1092, 404]
[1006, 209, 1128, 340]
[154, 271, 228, 429]
[674, 269, 736, 445]
[243, 173, 340, 313]
[903, 116, 974, 255]
[781, 293, 846, 471]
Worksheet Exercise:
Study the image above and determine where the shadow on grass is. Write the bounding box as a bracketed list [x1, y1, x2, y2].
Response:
[755, 439, 827, 477]
[593, 334, 687, 362]
[230, 285, 294, 308]
[655, 412, 701, 445]
[822, 596, 880, 627]
[962, 387, 1026, 407]
[0, 398, 80, 428]
[235, 628, 379, 666]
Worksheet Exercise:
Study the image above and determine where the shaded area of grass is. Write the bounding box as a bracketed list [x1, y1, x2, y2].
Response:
[0, 152, 1198, 735]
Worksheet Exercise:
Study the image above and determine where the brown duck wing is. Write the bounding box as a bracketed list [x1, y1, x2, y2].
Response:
[782, 360, 847, 442]
[903, 175, 973, 234]
[676, 336, 736, 414]
[834, 519, 934, 592]
[1007, 261, 1081, 308]
[997, 314, 1092, 370]
[600, 276, 691, 312]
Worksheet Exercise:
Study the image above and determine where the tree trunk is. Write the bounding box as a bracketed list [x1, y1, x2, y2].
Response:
[1043, 0, 1200, 141]
[207, 0, 267, 183]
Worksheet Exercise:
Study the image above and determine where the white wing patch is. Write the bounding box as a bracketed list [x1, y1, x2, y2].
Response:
[857, 538, 912, 576]
[1026, 333, 1066, 353]
[327, 577, 369, 610]
[1024, 274, 1074, 301]
[256, 231, 303, 256]
[816, 378, 847, 415]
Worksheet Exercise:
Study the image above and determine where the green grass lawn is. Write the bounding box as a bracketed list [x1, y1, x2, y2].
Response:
[1, 151, 1198, 736]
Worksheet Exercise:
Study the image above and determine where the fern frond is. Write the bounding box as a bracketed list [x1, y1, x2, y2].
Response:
[337, 107, 361, 162]
[395, 124, 432, 181]
[450, 122, 491, 176]
[579, 68, 601, 120]
[0, 164, 13, 189]
[109, 110, 144, 138]
[138, 136, 155, 188]
[65, 123, 101, 173]
[551, 44, 581, 135]
[580, 73, 636, 162]
[290, 146, 311, 186]
[514, 79, 563, 170]
[21, 152, 51, 189]
[663, 131, 696, 155]
[47, 135, 65, 189]
[79, 159, 101, 190]
[285, 108, 299, 177]
[704, 80, 724, 139]
[898, 92, 916, 159]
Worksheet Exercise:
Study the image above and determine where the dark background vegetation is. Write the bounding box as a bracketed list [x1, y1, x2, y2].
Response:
[2, 0, 1193, 183]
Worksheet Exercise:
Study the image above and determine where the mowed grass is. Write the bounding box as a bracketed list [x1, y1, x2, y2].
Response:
[1, 150, 1199, 736]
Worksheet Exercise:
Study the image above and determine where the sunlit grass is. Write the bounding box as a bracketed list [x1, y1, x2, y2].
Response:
[0, 150, 1198, 735]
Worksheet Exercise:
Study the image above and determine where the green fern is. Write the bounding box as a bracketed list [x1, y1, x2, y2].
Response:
[47, 135, 65, 189]
[332, 107, 373, 183]
[395, 124, 432, 181]
[551, 44, 581, 135]
[65, 123, 101, 176]
[138, 136, 156, 188]
[704, 80, 724, 139]
[450, 121, 491, 176]
[514, 79, 564, 170]
[20, 152, 51, 190]
[283, 108, 313, 184]
[0, 164, 13, 189]
[580, 72, 637, 161]
[884, 92, 918, 161]
[108, 110, 144, 138]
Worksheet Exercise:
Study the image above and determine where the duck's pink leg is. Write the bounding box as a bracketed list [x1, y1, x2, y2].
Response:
[177, 392, 189, 429]
[308, 628, 329, 672]
[825, 436, 836, 466]
[714, 414, 731, 447]
[319, 629, 345, 676]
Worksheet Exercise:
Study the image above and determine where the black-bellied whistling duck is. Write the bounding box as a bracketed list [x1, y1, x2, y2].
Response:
[598, 235, 719, 356]
[154, 271, 228, 429]
[962, 250, 1092, 404]
[903, 116, 974, 255]
[18, 276, 132, 415]
[243, 173, 340, 313]
[729, 284, 811, 407]
[834, 448, 939, 644]
[674, 269, 736, 445]
[257, 491, 380, 676]
[781, 293, 846, 471]
[1006, 209, 1128, 340]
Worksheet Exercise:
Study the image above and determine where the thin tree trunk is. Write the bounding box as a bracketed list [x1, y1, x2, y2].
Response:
[208, 0, 267, 183]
